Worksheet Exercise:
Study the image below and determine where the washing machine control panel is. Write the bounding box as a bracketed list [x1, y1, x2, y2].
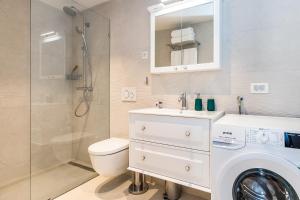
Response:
[284, 132, 300, 149]
[246, 128, 284, 146]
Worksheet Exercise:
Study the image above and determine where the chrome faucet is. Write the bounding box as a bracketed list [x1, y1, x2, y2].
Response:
[178, 92, 188, 110]
[237, 96, 244, 115]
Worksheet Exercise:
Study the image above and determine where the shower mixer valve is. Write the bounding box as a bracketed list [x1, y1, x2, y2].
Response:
[76, 86, 93, 92]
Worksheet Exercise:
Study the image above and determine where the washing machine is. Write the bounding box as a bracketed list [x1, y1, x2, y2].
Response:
[211, 114, 300, 200]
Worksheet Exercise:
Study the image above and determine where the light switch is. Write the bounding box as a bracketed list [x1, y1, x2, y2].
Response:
[251, 83, 269, 94]
[122, 87, 136, 102]
[141, 51, 149, 60]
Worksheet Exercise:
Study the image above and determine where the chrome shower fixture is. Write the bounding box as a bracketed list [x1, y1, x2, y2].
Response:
[63, 5, 93, 118]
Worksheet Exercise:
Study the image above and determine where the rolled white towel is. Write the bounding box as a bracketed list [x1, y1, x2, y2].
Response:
[181, 34, 195, 42]
[171, 50, 182, 66]
[171, 34, 195, 44]
[171, 37, 181, 44]
[183, 48, 198, 65]
[171, 27, 194, 38]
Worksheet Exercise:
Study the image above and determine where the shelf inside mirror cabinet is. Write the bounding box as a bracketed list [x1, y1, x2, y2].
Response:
[167, 40, 200, 50]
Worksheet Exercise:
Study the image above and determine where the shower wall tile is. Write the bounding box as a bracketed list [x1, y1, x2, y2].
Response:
[92, 0, 300, 139]
[0, 0, 30, 199]
[92, 0, 158, 139]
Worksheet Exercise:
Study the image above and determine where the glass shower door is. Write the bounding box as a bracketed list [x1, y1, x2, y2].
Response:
[30, 0, 110, 199]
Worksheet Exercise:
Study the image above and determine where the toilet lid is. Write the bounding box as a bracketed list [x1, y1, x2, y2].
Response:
[88, 138, 129, 156]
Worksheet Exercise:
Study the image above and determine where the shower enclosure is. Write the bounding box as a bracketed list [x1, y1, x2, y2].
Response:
[31, 0, 110, 199]
[0, 0, 110, 199]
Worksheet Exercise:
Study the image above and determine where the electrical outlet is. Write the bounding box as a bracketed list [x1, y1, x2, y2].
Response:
[141, 51, 149, 60]
[251, 83, 269, 94]
[121, 87, 136, 102]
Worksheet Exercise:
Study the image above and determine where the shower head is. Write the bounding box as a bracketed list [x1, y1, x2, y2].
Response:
[63, 6, 79, 17]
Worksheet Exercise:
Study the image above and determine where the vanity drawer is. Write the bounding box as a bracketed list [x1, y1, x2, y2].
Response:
[129, 114, 210, 151]
[129, 141, 210, 188]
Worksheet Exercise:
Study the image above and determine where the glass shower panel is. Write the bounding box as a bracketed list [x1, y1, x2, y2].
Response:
[71, 9, 111, 167]
[30, 0, 110, 199]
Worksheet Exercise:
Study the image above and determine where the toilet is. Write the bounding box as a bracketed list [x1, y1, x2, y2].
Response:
[88, 137, 129, 177]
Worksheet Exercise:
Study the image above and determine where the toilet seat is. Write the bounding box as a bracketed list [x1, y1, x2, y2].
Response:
[88, 137, 129, 156]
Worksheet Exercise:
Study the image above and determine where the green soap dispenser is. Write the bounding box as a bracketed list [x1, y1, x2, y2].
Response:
[194, 93, 203, 111]
[207, 98, 216, 111]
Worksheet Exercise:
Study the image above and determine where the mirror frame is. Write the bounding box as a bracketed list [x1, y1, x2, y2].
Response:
[149, 0, 221, 74]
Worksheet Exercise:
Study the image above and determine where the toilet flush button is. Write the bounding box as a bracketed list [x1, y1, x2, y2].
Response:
[121, 87, 136, 102]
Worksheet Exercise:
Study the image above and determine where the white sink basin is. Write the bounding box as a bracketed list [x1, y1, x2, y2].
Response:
[129, 108, 224, 120]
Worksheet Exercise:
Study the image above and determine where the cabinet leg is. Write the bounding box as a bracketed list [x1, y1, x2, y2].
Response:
[128, 172, 149, 195]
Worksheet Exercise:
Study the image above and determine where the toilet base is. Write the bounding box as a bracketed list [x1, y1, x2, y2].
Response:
[128, 172, 149, 195]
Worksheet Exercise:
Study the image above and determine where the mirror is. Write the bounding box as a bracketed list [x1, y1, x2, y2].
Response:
[155, 9, 182, 67]
[149, 0, 221, 74]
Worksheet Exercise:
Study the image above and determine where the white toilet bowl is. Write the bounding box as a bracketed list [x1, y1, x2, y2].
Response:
[88, 137, 129, 177]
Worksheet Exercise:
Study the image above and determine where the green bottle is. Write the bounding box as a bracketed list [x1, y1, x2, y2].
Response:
[194, 93, 203, 111]
[207, 98, 216, 111]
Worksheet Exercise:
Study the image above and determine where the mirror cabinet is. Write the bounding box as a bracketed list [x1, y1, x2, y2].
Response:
[149, 0, 221, 74]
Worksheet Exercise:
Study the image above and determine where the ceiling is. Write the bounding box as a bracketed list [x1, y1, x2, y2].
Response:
[39, 0, 110, 10]
[75, 0, 110, 8]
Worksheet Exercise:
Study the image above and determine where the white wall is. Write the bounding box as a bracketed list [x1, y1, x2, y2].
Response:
[92, 0, 300, 139]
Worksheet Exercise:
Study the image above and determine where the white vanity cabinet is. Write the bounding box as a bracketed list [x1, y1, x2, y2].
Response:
[128, 108, 224, 192]
[130, 141, 210, 188]
[131, 114, 210, 151]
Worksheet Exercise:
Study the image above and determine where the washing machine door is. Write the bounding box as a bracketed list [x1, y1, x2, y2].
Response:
[233, 168, 298, 200]
[214, 152, 300, 200]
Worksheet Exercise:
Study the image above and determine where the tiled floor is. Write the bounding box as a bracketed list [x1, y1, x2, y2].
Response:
[0, 163, 96, 200]
[31, 163, 97, 200]
[55, 173, 205, 200]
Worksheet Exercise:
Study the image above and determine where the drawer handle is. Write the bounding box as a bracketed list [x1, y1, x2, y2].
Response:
[185, 165, 191, 172]
[141, 126, 146, 131]
[185, 131, 191, 137]
[141, 155, 146, 161]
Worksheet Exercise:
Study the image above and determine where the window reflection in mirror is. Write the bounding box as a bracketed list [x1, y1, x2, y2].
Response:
[155, 2, 214, 68]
